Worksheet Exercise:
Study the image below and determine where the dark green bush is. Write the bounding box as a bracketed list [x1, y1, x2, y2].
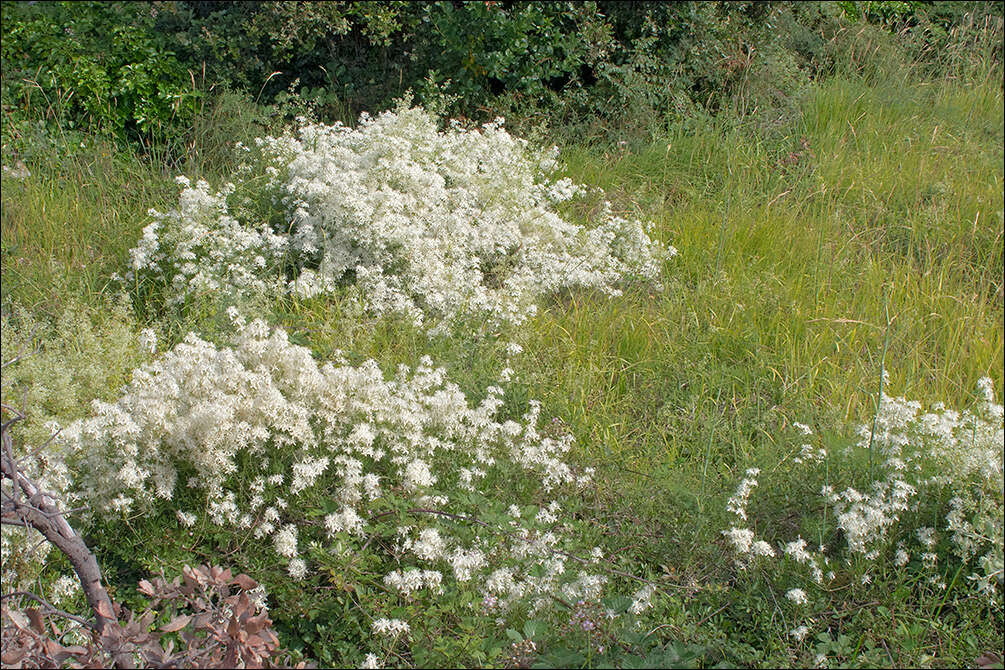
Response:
[3, 1, 1001, 155]
[1, 1, 201, 142]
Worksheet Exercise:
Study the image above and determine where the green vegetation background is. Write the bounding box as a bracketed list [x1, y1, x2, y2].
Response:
[2, 1, 1003, 667]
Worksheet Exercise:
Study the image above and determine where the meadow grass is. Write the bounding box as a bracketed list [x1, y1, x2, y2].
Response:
[1, 23, 1002, 668]
[507, 57, 1003, 666]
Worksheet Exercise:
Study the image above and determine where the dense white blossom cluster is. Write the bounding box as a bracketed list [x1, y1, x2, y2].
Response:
[127, 177, 288, 306]
[127, 106, 671, 330]
[722, 378, 1004, 614]
[58, 316, 605, 617]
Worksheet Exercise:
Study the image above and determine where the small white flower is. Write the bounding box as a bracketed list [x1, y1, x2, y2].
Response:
[273, 524, 298, 558]
[50, 575, 80, 606]
[288, 558, 307, 580]
[724, 527, 755, 554]
[371, 618, 410, 637]
[785, 588, 808, 606]
[176, 510, 197, 527]
[784, 538, 812, 564]
[790, 625, 810, 641]
[752, 540, 776, 558]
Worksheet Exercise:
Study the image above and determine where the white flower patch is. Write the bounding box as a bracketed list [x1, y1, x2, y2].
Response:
[58, 318, 615, 620]
[127, 179, 288, 306]
[128, 106, 671, 331]
[721, 377, 1004, 603]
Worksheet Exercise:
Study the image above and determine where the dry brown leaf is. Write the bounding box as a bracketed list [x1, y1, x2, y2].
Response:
[25, 608, 44, 634]
[232, 574, 258, 590]
[2, 648, 29, 665]
[976, 652, 1003, 669]
[93, 599, 114, 620]
[160, 614, 192, 633]
[137, 579, 156, 596]
[245, 613, 268, 635]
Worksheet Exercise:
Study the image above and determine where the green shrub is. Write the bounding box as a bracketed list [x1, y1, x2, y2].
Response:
[1, 1, 201, 143]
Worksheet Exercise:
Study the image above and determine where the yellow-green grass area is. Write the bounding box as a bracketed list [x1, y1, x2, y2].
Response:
[527, 66, 1003, 473]
[487, 64, 1001, 666]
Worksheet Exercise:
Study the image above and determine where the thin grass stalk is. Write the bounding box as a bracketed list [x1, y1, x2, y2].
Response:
[867, 287, 892, 480]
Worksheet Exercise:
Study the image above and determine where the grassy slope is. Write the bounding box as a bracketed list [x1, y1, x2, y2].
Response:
[2, 26, 1002, 669]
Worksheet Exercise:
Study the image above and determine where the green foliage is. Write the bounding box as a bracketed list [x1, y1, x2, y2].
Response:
[1, 1, 201, 142]
[835, 1, 929, 24]
[5, 1, 1002, 153]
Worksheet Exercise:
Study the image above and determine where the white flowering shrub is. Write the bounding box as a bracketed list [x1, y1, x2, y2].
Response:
[128, 177, 289, 307]
[127, 105, 670, 330]
[723, 377, 1004, 618]
[56, 315, 643, 663]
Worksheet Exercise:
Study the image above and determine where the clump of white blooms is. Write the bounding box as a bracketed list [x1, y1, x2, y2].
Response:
[127, 177, 288, 307]
[722, 377, 1004, 604]
[628, 584, 656, 615]
[726, 467, 760, 521]
[792, 422, 827, 465]
[127, 105, 671, 331]
[371, 618, 410, 638]
[49, 574, 81, 606]
[58, 317, 612, 628]
[785, 588, 809, 605]
[384, 568, 444, 597]
[723, 469, 777, 561]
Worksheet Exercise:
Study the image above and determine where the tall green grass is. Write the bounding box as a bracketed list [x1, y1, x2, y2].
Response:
[500, 37, 1003, 667]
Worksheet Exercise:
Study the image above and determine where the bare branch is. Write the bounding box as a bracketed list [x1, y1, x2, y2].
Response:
[1, 591, 96, 630]
[1, 417, 135, 669]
